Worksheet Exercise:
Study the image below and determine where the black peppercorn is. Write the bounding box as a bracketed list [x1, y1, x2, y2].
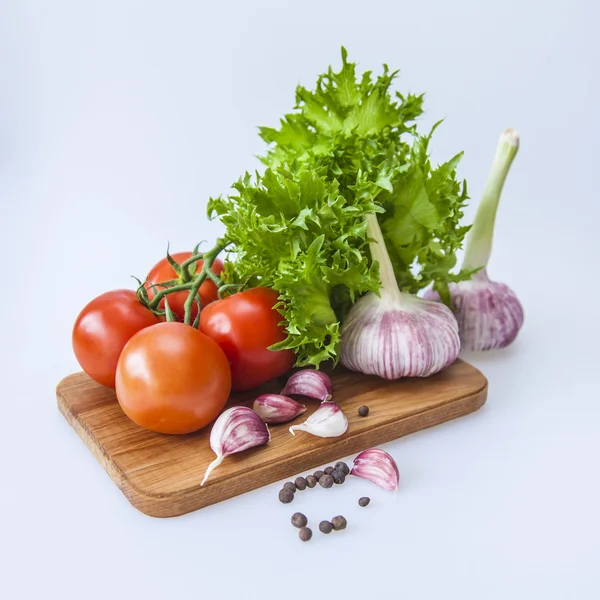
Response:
[306, 475, 317, 488]
[331, 469, 346, 485]
[278, 488, 294, 504]
[358, 405, 369, 417]
[291, 512, 308, 528]
[319, 474, 334, 488]
[331, 515, 347, 531]
[324, 466, 334, 475]
[358, 497, 370, 507]
[295, 476, 307, 491]
[299, 527, 312, 542]
[283, 481, 297, 493]
[319, 520, 333, 534]
[313, 470, 324, 480]
[334, 461, 350, 476]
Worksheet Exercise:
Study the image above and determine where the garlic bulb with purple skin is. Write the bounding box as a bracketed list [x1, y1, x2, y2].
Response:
[253, 394, 307, 424]
[201, 406, 270, 486]
[425, 129, 524, 351]
[281, 370, 332, 402]
[340, 213, 460, 379]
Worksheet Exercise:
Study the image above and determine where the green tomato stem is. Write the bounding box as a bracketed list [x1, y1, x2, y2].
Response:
[147, 282, 198, 310]
[179, 252, 205, 275]
[182, 238, 230, 325]
[461, 129, 520, 271]
[145, 239, 230, 316]
[217, 283, 243, 299]
[183, 276, 207, 325]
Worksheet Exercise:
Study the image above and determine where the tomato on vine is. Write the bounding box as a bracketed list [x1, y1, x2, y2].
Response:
[145, 251, 224, 322]
[72, 289, 159, 388]
[115, 322, 231, 434]
[200, 287, 295, 391]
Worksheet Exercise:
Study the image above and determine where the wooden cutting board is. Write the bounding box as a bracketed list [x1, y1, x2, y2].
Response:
[57, 360, 487, 518]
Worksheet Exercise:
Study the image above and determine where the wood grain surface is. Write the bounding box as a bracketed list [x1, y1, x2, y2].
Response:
[57, 360, 487, 518]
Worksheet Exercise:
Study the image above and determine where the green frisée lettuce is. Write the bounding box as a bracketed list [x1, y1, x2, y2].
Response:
[208, 168, 382, 366]
[208, 48, 472, 367]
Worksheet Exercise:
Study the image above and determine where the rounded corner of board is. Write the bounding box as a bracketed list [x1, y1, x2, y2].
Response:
[473, 378, 489, 410]
[56, 372, 82, 395]
[123, 487, 199, 519]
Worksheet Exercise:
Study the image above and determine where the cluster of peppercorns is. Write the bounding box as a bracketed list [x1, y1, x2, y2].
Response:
[278, 460, 371, 542]
[278, 461, 351, 504]
[291, 512, 348, 541]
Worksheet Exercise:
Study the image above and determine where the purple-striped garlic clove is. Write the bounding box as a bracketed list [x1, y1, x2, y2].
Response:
[350, 448, 399, 491]
[253, 394, 307, 424]
[281, 369, 333, 402]
[289, 402, 348, 438]
[424, 269, 524, 351]
[201, 406, 270, 486]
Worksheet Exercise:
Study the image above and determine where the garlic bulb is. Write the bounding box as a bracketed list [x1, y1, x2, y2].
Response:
[253, 394, 307, 424]
[340, 213, 460, 379]
[201, 406, 270, 486]
[281, 370, 333, 402]
[289, 402, 348, 438]
[425, 129, 523, 351]
[350, 448, 399, 491]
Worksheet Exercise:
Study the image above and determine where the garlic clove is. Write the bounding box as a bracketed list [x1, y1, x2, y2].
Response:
[350, 448, 399, 491]
[289, 402, 348, 438]
[425, 269, 524, 351]
[253, 394, 307, 424]
[201, 406, 270, 486]
[340, 291, 460, 379]
[281, 369, 333, 402]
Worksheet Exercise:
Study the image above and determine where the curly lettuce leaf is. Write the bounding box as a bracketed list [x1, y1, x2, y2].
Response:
[377, 123, 472, 301]
[208, 168, 382, 366]
[209, 48, 472, 366]
[259, 49, 471, 299]
[259, 47, 423, 171]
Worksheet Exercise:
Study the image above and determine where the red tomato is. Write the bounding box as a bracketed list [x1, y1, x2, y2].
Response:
[72, 290, 159, 388]
[200, 287, 295, 391]
[145, 252, 224, 321]
[115, 322, 231, 434]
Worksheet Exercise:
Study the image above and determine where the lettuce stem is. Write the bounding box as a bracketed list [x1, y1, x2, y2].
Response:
[461, 129, 520, 271]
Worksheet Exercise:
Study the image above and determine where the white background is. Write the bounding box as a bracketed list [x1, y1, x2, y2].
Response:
[1, 1, 598, 598]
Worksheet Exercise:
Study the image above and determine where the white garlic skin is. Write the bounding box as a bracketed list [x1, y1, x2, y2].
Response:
[340, 291, 460, 379]
[289, 401, 348, 438]
[425, 269, 524, 351]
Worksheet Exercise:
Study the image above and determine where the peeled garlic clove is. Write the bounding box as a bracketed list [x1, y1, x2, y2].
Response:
[289, 402, 348, 438]
[425, 270, 524, 351]
[341, 291, 460, 379]
[281, 370, 333, 402]
[201, 406, 270, 486]
[350, 448, 399, 491]
[253, 394, 307, 424]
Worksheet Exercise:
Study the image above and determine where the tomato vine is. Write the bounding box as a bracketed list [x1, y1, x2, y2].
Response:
[136, 238, 231, 326]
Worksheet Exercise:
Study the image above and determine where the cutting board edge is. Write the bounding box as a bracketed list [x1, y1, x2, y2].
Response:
[57, 374, 487, 518]
[57, 389, 130, 493]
